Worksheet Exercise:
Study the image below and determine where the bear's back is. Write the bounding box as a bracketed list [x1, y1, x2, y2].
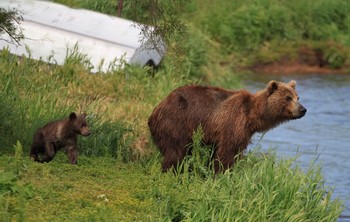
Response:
[149, 85, 237, 131]
[36, 119, 68, 142]
[174, 85, 235, 108]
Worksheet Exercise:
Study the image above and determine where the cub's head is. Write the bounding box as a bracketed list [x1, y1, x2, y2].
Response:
[69, 112, 91, 136]
[265, 80, 307, 121]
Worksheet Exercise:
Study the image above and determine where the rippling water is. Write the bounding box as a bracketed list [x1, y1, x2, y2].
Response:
[242, 73, 350, 220]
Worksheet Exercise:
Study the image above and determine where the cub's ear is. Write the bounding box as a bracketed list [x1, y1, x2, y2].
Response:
[69, 112, 77, 120]
[267, 80, 278, 95]
[288, 80, 296, 89]
[81, 113, 87, 119]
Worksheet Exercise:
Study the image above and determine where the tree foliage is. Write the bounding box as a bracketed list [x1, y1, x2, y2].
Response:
[125, 0, 190, 47]
[51, 0, 191, 57]
[0, 7, 24, 44]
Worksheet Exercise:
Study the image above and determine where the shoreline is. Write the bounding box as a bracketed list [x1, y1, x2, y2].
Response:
[249, 62, 350, 75]
[246, 46, 350, 75]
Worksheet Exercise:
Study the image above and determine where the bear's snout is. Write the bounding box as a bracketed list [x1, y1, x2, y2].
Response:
[81, 129, 91, 136]
[295, 105, 307, 119]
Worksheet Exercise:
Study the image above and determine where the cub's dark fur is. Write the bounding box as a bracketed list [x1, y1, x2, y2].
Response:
[30, 112, 91, 164]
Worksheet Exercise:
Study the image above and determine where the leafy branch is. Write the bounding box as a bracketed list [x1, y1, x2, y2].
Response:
[0, 7, 24, 45]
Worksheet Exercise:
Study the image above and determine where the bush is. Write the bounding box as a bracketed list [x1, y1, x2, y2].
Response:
[197, 0, 350, 53]
[0, 92, 17, 151]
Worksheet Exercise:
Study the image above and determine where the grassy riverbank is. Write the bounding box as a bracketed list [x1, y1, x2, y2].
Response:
[0, 142, 343, 221]
[0, 0, 347, 220]
[0, 46, 343, 221]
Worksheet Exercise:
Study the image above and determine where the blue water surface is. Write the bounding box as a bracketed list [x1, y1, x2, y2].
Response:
[242, 73, 350, 220]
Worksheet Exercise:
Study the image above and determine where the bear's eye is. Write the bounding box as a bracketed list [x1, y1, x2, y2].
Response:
[286, 96, 292, 102]
[81, 123, 86, 127]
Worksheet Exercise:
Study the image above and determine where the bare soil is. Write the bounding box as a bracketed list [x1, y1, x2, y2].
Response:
[249, 47, 349, 74]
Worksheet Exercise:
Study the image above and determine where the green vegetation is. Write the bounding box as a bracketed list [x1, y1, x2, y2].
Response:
[51, 0, 350, 71]
[0, 0, 347, 221]
[0, 49, 343, 221]
[190, 0, 350, 69]
[0, 137, 343, 221]
[0, 7, 24, 44]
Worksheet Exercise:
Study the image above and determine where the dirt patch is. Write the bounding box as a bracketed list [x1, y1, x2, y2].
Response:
[249, 46, 349, 74]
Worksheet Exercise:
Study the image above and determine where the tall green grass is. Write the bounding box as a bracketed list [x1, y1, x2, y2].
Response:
[156, 129, 343, 221]
[0, 48, 179, 157]
[182, 152, 341, 221]
[0, 138, 342, 221]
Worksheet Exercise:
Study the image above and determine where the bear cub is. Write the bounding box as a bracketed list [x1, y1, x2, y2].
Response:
[30, 112, 91, 164]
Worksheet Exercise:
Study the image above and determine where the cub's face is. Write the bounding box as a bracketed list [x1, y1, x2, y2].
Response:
[267, 80, 307, 120]
[69, 112, 91, 136]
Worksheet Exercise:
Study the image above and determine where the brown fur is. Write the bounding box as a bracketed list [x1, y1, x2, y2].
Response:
[148, 80, 307, 173]
[30, 112, 91, 164]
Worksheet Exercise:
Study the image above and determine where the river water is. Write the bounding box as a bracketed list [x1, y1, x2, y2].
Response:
[242, 73, 350, 219]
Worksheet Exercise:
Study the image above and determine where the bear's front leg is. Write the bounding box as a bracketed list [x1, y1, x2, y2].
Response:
[161, 147, 187, 172]
[41, 142, 56, 163]
[30, 145, 41, 162]
[67, 146, 78, 164]
[214, 140, 246, 173]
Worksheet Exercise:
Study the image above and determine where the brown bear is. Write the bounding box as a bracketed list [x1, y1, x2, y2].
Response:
[30, 112, 91, 164]
[148, 80, 306, 173]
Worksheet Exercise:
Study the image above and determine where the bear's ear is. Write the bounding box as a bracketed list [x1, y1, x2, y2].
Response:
[81, 113, 87, 119]
[267, 80, 278, 95]
[69, 112, 77, 120]
[288, 80, 296, 89]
